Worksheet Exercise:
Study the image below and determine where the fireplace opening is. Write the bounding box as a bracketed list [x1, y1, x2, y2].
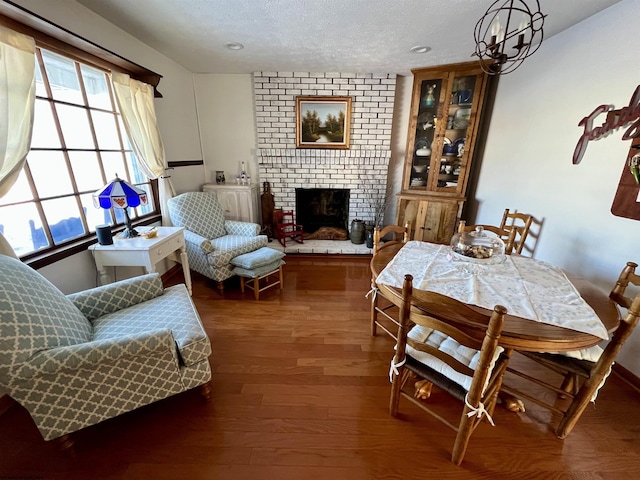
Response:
[296, 188, 349, 239]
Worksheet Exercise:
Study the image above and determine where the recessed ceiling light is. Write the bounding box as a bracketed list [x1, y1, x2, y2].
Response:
[409, 45, 431, 54]
[225, 42, 244, 50]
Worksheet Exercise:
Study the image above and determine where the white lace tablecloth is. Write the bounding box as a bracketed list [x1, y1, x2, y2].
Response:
[375, 241, 608, 340]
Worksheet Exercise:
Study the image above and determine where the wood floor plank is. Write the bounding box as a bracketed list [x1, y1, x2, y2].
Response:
[1, 254, 639, 479]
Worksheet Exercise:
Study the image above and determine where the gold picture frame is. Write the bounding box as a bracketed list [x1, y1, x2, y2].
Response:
[295, 96, 351, 149]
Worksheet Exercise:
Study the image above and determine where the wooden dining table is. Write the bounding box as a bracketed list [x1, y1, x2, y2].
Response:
[370, 242, 620, 353]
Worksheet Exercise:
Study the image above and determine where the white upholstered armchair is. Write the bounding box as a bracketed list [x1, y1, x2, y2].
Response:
[0, 254, 212, 447]
[167, 191, 268, 290]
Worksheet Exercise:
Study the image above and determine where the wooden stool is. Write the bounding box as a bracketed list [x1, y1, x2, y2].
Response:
[239, 264, 284, 300]
[231, 247, 286, 300]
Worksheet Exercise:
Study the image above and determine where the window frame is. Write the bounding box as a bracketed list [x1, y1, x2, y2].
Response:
[0, 6, 163, 269]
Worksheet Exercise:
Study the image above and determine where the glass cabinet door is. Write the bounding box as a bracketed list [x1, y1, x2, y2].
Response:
[433, 73, 479, 194]
[408, 78, 443, 190]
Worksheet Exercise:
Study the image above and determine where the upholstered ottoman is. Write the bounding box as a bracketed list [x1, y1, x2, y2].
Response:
[231, 247, 285, 300]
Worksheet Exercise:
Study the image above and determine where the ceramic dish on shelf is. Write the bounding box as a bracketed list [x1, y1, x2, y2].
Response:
[453, 137, 465, 157]
[453, 108, 471, 129]
[413, 164, 427, 173]
[410, 178, 427, 186]
[414, 138, 431, 156]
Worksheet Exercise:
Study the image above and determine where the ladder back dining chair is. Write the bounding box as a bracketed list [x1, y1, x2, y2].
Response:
[369, 222, 411, 339]
[389, 274, 512, 465]
[502, 261, 640, 438]
[499, 209, 534, 255]
[457, 220, 517, 255]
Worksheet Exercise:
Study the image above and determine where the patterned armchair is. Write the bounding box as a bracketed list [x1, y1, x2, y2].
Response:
[167, 192, 268, 290]
[0, 254, 212, 446]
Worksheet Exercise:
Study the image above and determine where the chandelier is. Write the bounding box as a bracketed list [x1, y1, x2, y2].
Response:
[473, 0, 546, 75]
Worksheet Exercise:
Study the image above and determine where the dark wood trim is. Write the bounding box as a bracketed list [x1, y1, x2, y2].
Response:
[0, 1, 163, 97]
[613, 363, 640, 392]
[24, 215, 162, 270]
[167, 160, 205, 168]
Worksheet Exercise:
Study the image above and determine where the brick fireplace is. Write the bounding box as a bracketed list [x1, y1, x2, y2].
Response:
[254, 72, 396, 228]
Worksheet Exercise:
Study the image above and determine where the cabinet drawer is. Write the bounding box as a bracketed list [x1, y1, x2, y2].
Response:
[148, 234, 184, 263]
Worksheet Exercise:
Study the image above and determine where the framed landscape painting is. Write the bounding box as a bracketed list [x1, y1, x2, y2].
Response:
[296, 96, 351, 149]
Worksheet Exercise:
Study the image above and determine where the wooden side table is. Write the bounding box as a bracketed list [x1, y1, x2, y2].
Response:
[89, 226, 192, 295]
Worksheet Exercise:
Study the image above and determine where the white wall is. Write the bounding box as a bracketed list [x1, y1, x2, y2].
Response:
[193, 74, 258, 187]
[473, 0, 640, 375]
[11, 0, 205, 292]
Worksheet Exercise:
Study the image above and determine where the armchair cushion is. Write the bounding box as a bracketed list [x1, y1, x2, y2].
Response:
[168, 191, 226, 239]
[68, 273, 164, 321]
[208, 235, 269, 268]
[0, 255, 92, 378]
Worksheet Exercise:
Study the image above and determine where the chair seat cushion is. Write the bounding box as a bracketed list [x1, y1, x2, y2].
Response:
[0, 255, 92, 377]
[233, 259, 285, 279]
[231, 247, 285, 270]
[92, 284, 211, 366]
[406, 325, 504, 392]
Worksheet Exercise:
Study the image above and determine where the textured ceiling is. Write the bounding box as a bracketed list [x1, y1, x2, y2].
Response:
[75, 0, 621, 75]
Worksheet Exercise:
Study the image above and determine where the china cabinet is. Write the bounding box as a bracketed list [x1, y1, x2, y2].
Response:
[396, 61, 492, 244]
[201, 183, 260, 224]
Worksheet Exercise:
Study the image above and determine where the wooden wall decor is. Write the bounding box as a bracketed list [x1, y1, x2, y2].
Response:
[573, 85, 640, 165]
[571, 85, 640, 220]
[611, 136, 640, 220]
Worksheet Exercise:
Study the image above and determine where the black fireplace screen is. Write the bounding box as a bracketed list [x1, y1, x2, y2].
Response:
[295, 188, 350, 234]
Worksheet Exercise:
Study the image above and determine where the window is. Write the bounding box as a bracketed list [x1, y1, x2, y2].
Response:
[0, 47, 157, 258]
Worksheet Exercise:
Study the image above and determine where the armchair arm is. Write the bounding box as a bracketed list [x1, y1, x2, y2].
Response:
[225, 220, 261, 236]
[183, 229, 214, 254]
[68, 273, 164, 321]
[13, 329, 177, 379]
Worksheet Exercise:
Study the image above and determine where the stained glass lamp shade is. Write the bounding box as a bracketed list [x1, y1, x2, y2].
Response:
[93, 175, 148, 238]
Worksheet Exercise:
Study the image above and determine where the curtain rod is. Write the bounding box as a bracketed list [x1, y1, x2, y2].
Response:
[0, 0, 163, 97]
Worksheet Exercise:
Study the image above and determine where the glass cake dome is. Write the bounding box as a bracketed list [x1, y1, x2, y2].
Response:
[449, 225, 506, 264]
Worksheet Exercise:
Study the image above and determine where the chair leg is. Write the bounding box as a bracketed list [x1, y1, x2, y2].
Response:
[279, 265, 284, 290]
[53, 434, 75, 456]
[239, 276, 246, 293]
[451, 412, 474, 466]
[216, 281, 224, 292]
[370, 287, 379, 336]
[199, 381, 212, 402]
[389, 366, 404, 416]
[254, 277, 260, 301]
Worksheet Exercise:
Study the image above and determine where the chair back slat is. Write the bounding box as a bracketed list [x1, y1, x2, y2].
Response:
[373, 222, 411, 256]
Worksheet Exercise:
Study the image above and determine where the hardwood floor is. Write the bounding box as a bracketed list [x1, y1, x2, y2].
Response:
[1, 254, 639, 479]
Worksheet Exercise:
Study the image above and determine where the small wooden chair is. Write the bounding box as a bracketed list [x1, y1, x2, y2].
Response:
[499, 209, 533, 255]
[370, 222, 411, 339]
[457, 220, 517, 255]
[274, 210, 304, 247]
[389, 274, 512, 465]
[501, 261, 640, 438]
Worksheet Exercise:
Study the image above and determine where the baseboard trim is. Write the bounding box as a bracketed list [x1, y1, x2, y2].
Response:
[613, 363, 640, 392]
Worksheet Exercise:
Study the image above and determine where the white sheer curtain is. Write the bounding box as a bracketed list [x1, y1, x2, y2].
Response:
[112, 71, 175, 226]
[0, 25, 35, 198]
